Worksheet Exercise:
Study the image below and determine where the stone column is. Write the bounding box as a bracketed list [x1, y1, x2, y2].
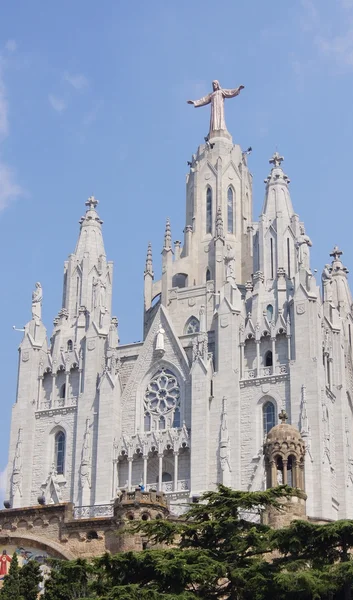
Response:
[143, 455, 148, 489]
[282, 459, 288, 485]
[173, 452, 179, 492]
[287, 335, 291, 361]
[37, 376, 43, 410]
[271, 460, 276, 487]
[158, 453, 163, 492]
[65, 371, 70, 405]
[127, 458, 133, 491]
[256, 341, 261, 376]
[271, 337, 276, 374]
[51, 372, 56, 407]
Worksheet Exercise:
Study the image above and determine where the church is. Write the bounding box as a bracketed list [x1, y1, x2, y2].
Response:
[3, 80, 353, 554]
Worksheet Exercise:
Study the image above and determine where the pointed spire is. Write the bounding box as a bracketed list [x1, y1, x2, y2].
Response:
[215, 206, 224, 238]
[163, 218, 172, 250]
[330, 245, 349, 276]
[75, 195, 106, 263]
[265, 152, 290, 185]
[144, 242, 154, 276]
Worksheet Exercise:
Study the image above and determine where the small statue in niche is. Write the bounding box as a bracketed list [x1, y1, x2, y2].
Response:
[224, 244, 236, 281]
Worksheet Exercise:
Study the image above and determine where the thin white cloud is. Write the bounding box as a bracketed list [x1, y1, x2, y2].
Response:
[48, 94, 67, 113]
[299, 0, 353, 70]
[0, 48, 23, 211]
[0, 63, 9, 139]
[0, 465, 7, 500]
[0, 162, 24, 210]
[5, 40, 17, 53]
[64, 72, 88, 91]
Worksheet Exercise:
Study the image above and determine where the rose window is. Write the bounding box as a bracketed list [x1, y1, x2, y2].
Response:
[144, 368, 180, 431]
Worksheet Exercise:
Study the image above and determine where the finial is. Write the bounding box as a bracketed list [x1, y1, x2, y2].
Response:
[85, 195, 98, 211]
[145, 242, 154, 275]
[269, 151, 284, 169]
[330, 245, 343, 262]
[215, 206, 224, 238]
[164, 218, 172, 249]
[278, 409, 288, 424]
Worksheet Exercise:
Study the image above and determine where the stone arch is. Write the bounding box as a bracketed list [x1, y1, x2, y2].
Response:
[0, 533, 76, 560]
[255, 392, 281, 448]
[184, 316, 200, 335]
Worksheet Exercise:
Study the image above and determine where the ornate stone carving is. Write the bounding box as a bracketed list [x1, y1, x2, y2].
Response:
[219, 397, 231, 485]
[11, 428, 23, 503]
[155, 325, 165, 355]
[296, 226, 312, 271]
[224, 244, 236, 282]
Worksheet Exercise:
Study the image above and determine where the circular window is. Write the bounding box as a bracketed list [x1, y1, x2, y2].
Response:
[144, 368, 180, 417]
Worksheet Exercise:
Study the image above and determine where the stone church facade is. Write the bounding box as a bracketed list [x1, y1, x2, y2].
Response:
[4, 96, 353, 540]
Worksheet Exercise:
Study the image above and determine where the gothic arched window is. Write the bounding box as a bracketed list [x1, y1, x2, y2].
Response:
[59, 383, 66, 399]
[265, 351, 273, 367]
[263, 401, 275, 437]
[287, 455, 295, 487]
[206, 268, 211, 282]
[67, 340, 73, 352]
[206, 187, 212, 234]
[55, 431, 65, 475]
[144, 368, 180, 432]
[185, 316, 200, 335]
[227, 187, 234, 234]
[266, 304, 273, 322]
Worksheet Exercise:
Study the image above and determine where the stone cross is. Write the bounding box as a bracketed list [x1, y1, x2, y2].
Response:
[269, 152, 284, 168]
[85, 195, 98, 210]
[278, 409, 288, 424]
[330, 245, 343, 261]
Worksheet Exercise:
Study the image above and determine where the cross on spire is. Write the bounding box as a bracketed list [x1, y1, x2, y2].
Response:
[269, 152, 284, 168]
[278, 409, 288, 424]
[330, 245, 343, 261]
[85, 195, 98, 211]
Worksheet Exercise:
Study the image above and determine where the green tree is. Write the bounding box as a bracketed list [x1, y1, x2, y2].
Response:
[0, 553, 21, 600]
[42, 558, 94, 600]
[20, 560, 43, 600]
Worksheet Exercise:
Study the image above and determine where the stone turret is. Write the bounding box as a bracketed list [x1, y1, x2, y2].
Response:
[262, 410, 307, 528]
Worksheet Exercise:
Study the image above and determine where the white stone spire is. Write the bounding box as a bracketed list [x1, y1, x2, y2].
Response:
[144, 242, 154, 276]
[329, 246, 352, 313]
[75, 196, 106, 264]
[262, 152, 294, 221]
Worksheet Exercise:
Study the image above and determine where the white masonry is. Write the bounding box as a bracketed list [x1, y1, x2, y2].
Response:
[5, 124, 353, 521]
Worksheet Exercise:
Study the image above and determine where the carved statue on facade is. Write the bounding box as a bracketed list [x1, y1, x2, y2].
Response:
[225, 244, 236, 281]
[80, 419, 92, 489]
[187, 80, 244, 135]
[322, 264, 333, 301]
[296, 226, 312, 271]
[31, 282, 43, 321]
[11, 428, 22, 501]
[93, 277, 106, 309]
[156, 325, 165, 354]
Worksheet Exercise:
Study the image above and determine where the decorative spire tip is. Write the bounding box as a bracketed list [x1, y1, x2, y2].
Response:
[269, 151, 284, 169]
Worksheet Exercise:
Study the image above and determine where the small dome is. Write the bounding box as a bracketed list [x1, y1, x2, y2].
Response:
[266, 422, 303, 444]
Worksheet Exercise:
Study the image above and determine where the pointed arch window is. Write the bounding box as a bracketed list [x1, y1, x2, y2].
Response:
[265, 351, 273, 367]
[206, 268, 211, 282]
[206, 187, 212, 234]
[227, 187, 234, 234]
[263, 401, 275, 437]
[67, 340, 73, 352]
[185, 316, 200, 335]
[266, 305, 273, 322]
[55, 431, 65, 475]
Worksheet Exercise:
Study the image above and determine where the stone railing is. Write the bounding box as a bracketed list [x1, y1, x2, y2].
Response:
[146, 479, 189, 493]
[73, 504, 114, 519]
[243, 364, 288, 380]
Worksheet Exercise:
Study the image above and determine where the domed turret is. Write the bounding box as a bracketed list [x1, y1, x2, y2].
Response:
[262, 410, 307, 528]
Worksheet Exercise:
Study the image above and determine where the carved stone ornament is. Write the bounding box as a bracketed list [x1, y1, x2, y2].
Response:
[188, 298, 196, 307]
[22, 351, 30, 362]
[296, 303, 305, 315]
[220, 316, 229, 328]
[87, 339, 96, 351]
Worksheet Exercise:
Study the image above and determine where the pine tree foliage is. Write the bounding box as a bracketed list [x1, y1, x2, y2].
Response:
[39, 485, 353, 599]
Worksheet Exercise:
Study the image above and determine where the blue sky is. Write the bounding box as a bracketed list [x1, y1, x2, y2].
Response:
[1, 0, 353, 502]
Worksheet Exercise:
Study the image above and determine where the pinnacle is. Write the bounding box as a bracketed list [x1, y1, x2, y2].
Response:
[164, 218, 172, 249]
